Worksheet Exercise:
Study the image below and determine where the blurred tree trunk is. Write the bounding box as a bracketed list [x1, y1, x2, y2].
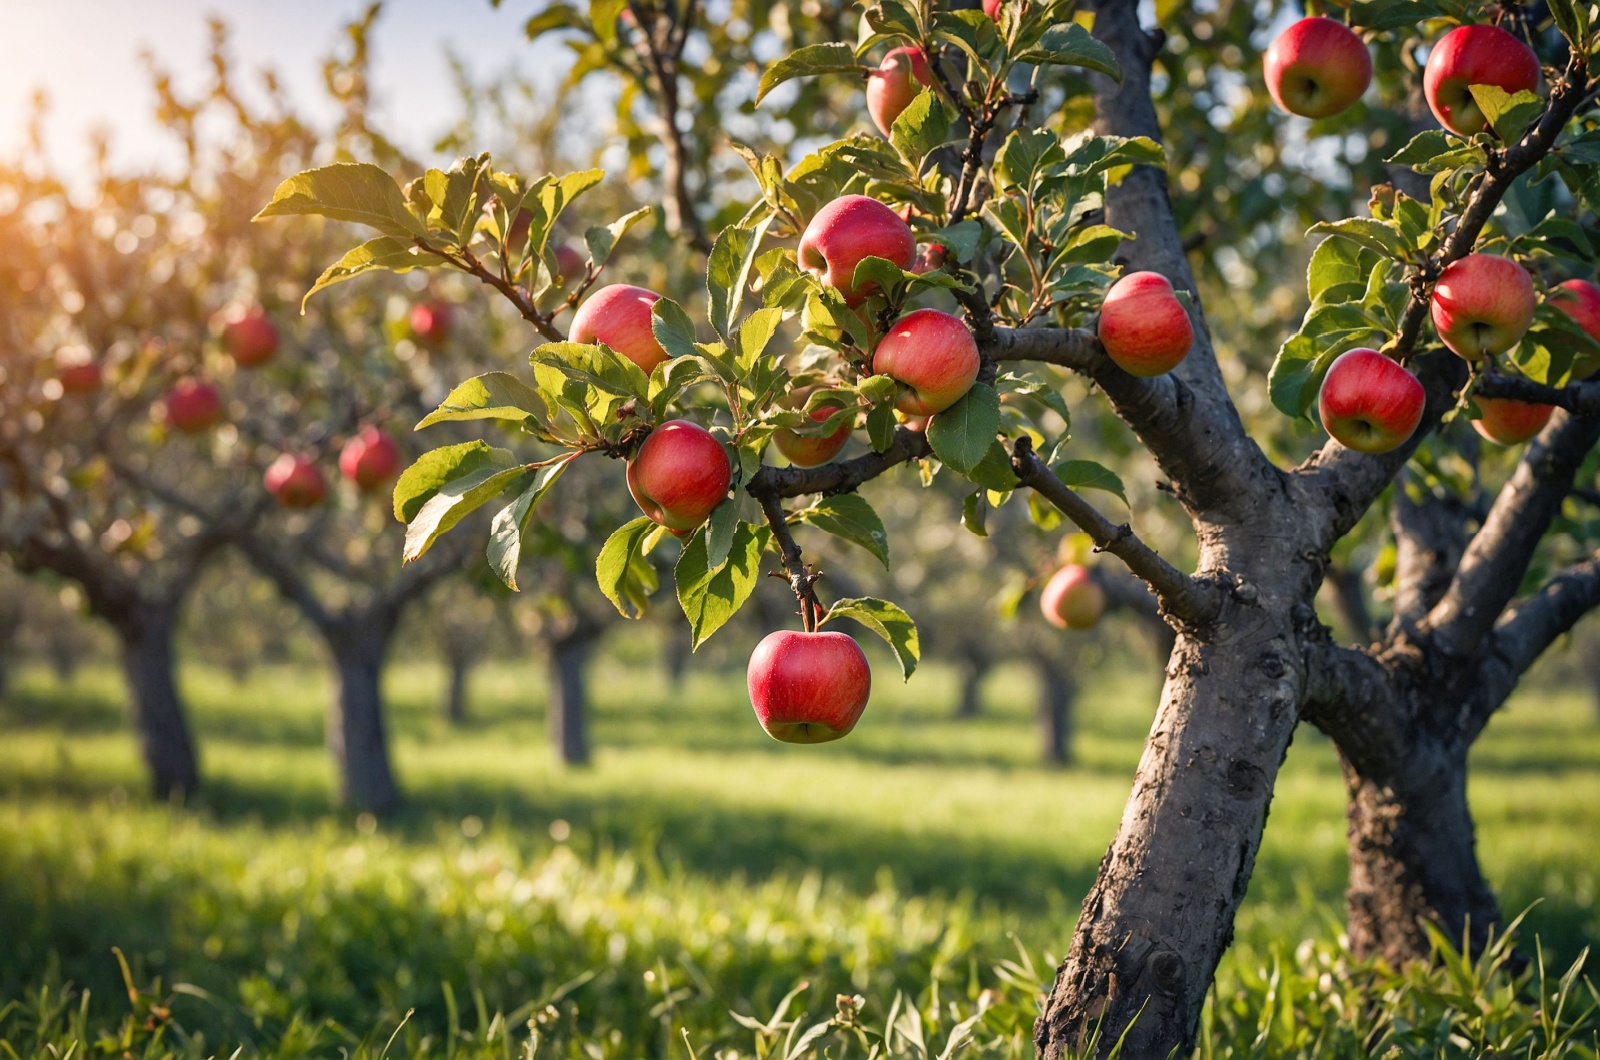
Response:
[325, 614, 401, 814]
[548, 622, 600, 765]
[116, 603, 200, 800]
[443, 655, 472, 725]
[1032, 652, 1075, 766]
[659, 621, 692, 689]
[953, 645, 990, 719]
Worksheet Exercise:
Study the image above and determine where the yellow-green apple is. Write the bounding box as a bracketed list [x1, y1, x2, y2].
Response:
[1549, 278, 1600, 340]
[1097, 271, 1194, 377]
[1471, 395, 1554, 445]
[570, 283, 670, 372]
[626, 419, 731, 533]
[164, 379, 224, 434]
[409, 301, 452, 345]
[866, 46, 933, 137]
[1423, 24, 1540, 136]
[1040, 564, 1104, 630]
[53, 350, 101, 395]
[774, 387, 853, 467]
[1264, 17, 1372, 118]
[1430, 253, 1535, 360]
[339, 427, 402, 491]
[221, 306, 279, 368]
[1317, 347, 1425, 453]
[746, 630, 871, 743]
[872, 308, 980, 416]
[554, 244, 585, 280]
[797, 195, 916, 306]
[264, 453, 328, 509]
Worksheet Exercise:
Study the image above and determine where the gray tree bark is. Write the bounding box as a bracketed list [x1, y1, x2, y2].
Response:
[1032, 653, 1073, 766]
[116, 603, 200, 800]
[325, 616, 402, 814]
[548, 626, 598, 766]
[443, 656, 471, 725]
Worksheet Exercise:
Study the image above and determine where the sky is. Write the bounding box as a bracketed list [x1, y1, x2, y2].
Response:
[0, 0, 556, 176]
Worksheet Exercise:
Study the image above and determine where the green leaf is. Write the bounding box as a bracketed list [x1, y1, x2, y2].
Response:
[926, 382, 1001, 475]
[865, 402, 898, 452]
[756, 42, 862, 104]
[393, 441, 516, 523]
[1385, 129, 1455, 168]
[485, 455, 576, 590]
[254, 162, 425, 240]
[404, 464, 530, 563]
[707, 224, 765, 341]
[583, 205, 652, 269]
[1050, 459, 1127, 506]
[1308, 236, 1373, 305]
[1307, 217, 1411, 260]
[1347, 0, 1443, 31]
[961, 491, 988, 536]
[889, 89, 952, 173]
[795, 494, 890, 569]
[416, 372, 548, 430]
[968, 440, 1020, 492]
[1016, 22, 1121, 80]
[736, 307, 784, 372]
[821, 597, 920, 679]
[675, 521, 771, 648]
[1469, 85, 1545, 144]
[651, 297, 702, 363]
[303, 237, 424, 308]
[994, 128, 1065, 192]
[596, 517, 662, 619]
[928, 220, 982, 263]
[704, 496, 739, 572]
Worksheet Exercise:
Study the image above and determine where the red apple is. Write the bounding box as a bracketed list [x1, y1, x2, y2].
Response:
[626, 419, 731, 533]
[164, 379, 224, 434]
[221, 306, 279, 368]
[1471, 395, 1554, 445]
[981, 0, 1005, 18]
[339, 427, 402, 491]
[871, 308, 980, 416]
[263, 453, 328, 509]
[797, 195, 916, 307]
[746, 630, 871, 743]
[570, 284, 670, 373]
[1040, 564, 1105, 630]
[1549, 278, 1600, 341]
[409, 301, 452, 345]
[53, 350, 101, 395]
[554, 244, 586, 280]
[866, 46, 933, 138]
[1264, 17, 1372, 119]
[773, 387, 852, 468]
[1097, 271, 1194, 377]
[1430, 253, 1535, 360]
[910, 244, 947, 274]
[1423, 24, 1540, 136]
[1317, 347, 1425, 454]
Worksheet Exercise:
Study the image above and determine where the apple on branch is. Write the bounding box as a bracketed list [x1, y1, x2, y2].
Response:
[1097, 271, 1194, 377]
[221, 305, 279, 368]
[746, 630, 871, 743]
[570, 284, 671, 372]
[872, 308, 980, 417]
[264, 453, 328, 509]
[1471, 396, 1554, 445]
[163, 379, 224, 434]
[53, 349, 101, 396]
[797, 195, 916, 307]
[1040, 564, 1105, 630]
[1264, 17, 1372, 119]
[1317, 347, 1425, 454]
[773, 386, 853, 468]
[866, 46, 933, 137]
[1549, 277, 1600, 341]
[409, 301, 452, 345]
[340, 427, 403, 492]
[1430, 253, 1536, 360]
[626, 419, 731, 534]
[1423, 24, 1540, 136]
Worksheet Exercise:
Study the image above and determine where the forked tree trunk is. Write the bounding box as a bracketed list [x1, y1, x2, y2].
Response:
[324, 617, 401, 814]
[548, 627, 597, 765]
[443, 656, 471, 725]
[1033, 654, 1074, 766]
[116, 603, 200, 800]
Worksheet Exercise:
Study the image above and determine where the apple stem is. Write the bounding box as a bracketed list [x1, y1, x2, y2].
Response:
[755, 491, 826, 632]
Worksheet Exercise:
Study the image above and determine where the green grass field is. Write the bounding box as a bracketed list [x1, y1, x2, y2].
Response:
[2, 645, 1599, 1057]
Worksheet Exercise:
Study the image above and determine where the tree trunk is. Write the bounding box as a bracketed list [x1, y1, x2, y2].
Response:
[116, 604, 200, 800]
[1033, 655, 1074, 766]
[325, 617, 402, 814]
[549, 628, 596, 765]
[953, 651, 987, 719]
[443, 656, 471, 725]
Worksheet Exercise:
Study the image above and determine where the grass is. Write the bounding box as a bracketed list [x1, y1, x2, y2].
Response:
[1, 643, 1598, 1056]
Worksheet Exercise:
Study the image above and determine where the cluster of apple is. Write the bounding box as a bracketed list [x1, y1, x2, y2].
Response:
[1264, 14, 1582, 453]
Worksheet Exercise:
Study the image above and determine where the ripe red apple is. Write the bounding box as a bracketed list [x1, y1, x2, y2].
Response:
[866, 46, 933, 138]
[221, 306, 279, 368]
[1040, 564, 1105, 630]
[570, 284, 670, 373]
[981, 0, 1005, 18]
[1549, 278, 1600, 341]
[263, 453, 328, 509]
[773, 387, 852, 468]
[746, 630, 871, 743]
[53, 350, 101, 395]
[1471, 395, 1554, 445]
[1317, 347, 1425, 454]
[1423, 24, 1540, 136]
[553, 244, 585, 280]
[164, 379, 224, 434]
[409, 301, 452, 345]
[1430, 253, 1536, 360]
[1263, 17, 1372, 119]
[1097, 271, 1194, 377]
[871, 309, 980, 417]
[626, 419, 731, 533]
[797, 195, 916, 307]
[910, 244, 947, 274]
[339, 427, 402, 491]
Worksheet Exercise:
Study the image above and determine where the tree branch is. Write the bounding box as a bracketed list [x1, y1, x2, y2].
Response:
[626, 0, 711, 254]
[1486, 550, 1600, 694]
[755, 491, 824, 631]
[744, 425, 930, 500]
[1475, 373, 1600, 415]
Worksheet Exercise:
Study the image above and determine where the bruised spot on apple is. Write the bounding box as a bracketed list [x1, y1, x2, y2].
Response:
[1430, 253, 1536, 360]
[797, 195, 916, 307]
[1471, 396, 1554, 445]
[1264, 17, 1372, 119]
[1040, 564, 1105, 630]
[1097, 271, 1194, 377]
[1423, 24, 1540, 136]
[872, 308, 980, 416]
[1549, 278, 1600, 342]
[340, 427, 403, 492]
[264, 453, 328, 510]
[626, 419, 731, 534]
[866, 46, 933, 137]
[747, 630, 871, 743]
[774, 386, 853, 468]
[570, 284, 670, 373]
[1317, 347, 1425, 454]
[222, 306, 279, 368]
[410, 301, 453, 345]
[164, 379, 225, 434]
